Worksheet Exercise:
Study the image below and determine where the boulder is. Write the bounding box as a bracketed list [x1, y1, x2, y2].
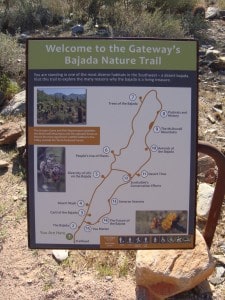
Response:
[205, 7, 220, 20]
[135, 230, 215, 299]
[0, 90, 26, 116]
[0, 122, 23, 145]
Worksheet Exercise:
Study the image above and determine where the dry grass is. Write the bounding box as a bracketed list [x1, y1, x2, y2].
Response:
[0, 33, 25, 80]
[216, 0, 225, 9]
[60, 249, 136, 278]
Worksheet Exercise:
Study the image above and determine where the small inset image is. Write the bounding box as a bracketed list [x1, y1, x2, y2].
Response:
[37, 147, 65, 192]
[36, 87, 86, 124]
[136, 210, 187, 234]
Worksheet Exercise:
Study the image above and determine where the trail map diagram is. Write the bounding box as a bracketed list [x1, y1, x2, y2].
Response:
[34, 86, 193, 248]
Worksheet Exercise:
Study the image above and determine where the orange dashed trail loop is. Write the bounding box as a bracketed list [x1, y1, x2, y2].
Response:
[73, 89, 163, 243]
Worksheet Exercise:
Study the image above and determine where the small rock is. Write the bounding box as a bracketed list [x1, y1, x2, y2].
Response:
[216, 136, 225, 142]
[197, 183, 214, 219]
[198, 154, 216, 174]
[205, 49, 220, 61]
[0, 160, 9, 169]
[207, 114, 216, 124]
[52, 249, 69, 262]
[13, 196, 19, 201]
[199, 47, 207, 57]
[27, 279, 33, 285]
[105, 276, 113, 282]
[209, 266, 225, 285]
[209, 56, 225, 72]
[213, 255, 225, 265]
[17, 33, 31, 44]
[219, 242, 225, 254]
[212, 107, 223, 115]
[204, 128, 218, 135]
[204, 168, 217, 184]
[213, 103, 223, 110]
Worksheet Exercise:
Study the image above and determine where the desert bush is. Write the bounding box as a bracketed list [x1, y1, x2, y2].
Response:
[181, 10, 208, 39]
[112, 8, 184, 38]
[217, 0, 225, 9]
[42, 0, 70, 17]
[0, 0, 69, 33]
[0, 74, 20, 101]
[0, 33, 25, 82]
[0, 74, 10, 92]
[9, 6, 42, 33]
[147, 0, 199, 14]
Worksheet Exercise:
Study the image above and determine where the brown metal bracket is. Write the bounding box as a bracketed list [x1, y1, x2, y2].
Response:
[198, 141, 225, 249]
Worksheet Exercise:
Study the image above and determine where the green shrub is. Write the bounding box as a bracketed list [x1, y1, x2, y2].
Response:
[181, 10, 208, 39]
[0, 74, 10, 94]
[5, 80, 20, 100]
[9, 6, 40, 32]
[0, 74, 20, 100]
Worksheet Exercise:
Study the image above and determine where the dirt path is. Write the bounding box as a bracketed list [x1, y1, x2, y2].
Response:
[0, 204, 136, 300]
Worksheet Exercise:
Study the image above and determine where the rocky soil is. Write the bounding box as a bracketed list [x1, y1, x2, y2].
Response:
[0, 17, 225, 300]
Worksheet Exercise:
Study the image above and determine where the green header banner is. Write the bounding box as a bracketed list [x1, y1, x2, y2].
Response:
[27, 39, 197, 70]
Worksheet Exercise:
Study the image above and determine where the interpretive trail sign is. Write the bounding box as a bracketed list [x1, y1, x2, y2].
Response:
[27, 38, 198, 249]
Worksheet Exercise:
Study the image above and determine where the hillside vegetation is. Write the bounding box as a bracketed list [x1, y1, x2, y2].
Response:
[0, 0, 212, 99]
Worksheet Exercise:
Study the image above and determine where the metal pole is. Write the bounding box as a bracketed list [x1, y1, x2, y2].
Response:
[198, 141, 225, 249]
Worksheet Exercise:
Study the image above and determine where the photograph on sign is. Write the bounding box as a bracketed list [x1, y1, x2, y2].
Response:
[36, 87, 87, 125]
[27, 38, 198, 249]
